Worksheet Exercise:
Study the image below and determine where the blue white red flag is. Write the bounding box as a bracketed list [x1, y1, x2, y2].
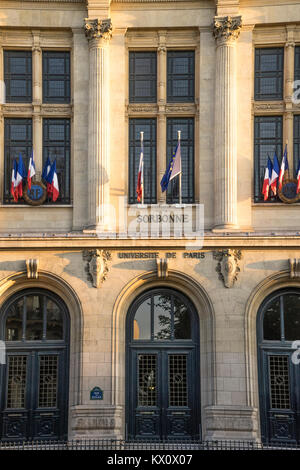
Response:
[10, 159, 18, 202]
[42, 156, 51, 181]
[160, 141, 182, 192]
[270, 152, 280, 195]
[296, 160, 300, 194]
[279, 145, 289, 191]
[27, 151, 36, 190]
[262, 157, 273, 201]
[16, 154, 27, 198]
[136, 141, 144, 203]
[47, 160, 59, 202]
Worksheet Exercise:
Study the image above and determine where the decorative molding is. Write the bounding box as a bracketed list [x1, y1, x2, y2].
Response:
[289, 258, 300, 278]
[127, 104, 158, 114]
[213, 249, 242, 288]
[83, 249, 111, 288]
[213, 16, 242, 43]
[156, 258, 168, 279]
[26, 259, 39, 279]
[253, 102, 284, 111]
[84, 18, 112, 42]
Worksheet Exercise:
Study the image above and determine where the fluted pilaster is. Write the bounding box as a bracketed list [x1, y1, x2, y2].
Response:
[213, 16, 241, 231]
[85, 18, 112, 231]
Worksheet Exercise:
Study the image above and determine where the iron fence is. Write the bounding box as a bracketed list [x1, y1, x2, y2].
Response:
[0, 439, 299, 451]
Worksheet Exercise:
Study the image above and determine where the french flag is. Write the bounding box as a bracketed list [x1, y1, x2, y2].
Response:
[10, 160, 18, 202]
[47, 160, 59, 202]
[270, 152, 280, 195]
[262, 157, 273, 201]
[16, 154, 27, 198]
[278, 145, 289, 191]
[136, 142, 144, 203]
[296, 160, 300, 194]
[42, 156, 52, 196]
[27, 152, 36, 190]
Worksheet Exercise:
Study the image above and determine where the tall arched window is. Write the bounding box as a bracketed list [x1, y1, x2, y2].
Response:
[257, 288, 300, 445]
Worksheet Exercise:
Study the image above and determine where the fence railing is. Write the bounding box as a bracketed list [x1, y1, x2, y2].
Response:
[0, 439, 299, 451]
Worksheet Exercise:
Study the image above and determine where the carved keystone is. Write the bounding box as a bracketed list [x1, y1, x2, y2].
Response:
[83, 249, 111, 288]
[26, 259, 39, 279]
[156, 258, 168, 279]
[213, 249, 242, 288]
[289, 258, 300, 278]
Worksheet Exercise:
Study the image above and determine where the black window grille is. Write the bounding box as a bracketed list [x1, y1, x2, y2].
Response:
[293, 115, 300, 173]
[167, 51, 195, 103]
[254, 115, 283, 203]
[43, 51, 70, 103]
[128, 118, 157, 204]
[166, 118, 194, 204]
[4, 51, 32, 103]
[4, 118, 32, 204]
[43, 119, 71, 204]
[254, 48, 284, 101]
[295, 47, 300, 82]
[129, 52, 157, 103]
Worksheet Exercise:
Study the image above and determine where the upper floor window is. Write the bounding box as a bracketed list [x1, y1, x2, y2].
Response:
[261, 290, 300, 342]
[4, 50, 32, 103]
[42, 51, 70, 103]
[167, 51, 195, 103]
[254, 47, 284, 101]
[129, 51, 157, 103]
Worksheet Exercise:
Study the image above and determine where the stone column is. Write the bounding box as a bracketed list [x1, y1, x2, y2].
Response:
[285, 35, 295, 167]
[213, 16, 242, 231]
[84, 18, 112, 231]
[32, 45, 42, 105]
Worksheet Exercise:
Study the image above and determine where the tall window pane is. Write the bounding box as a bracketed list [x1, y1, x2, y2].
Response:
[166, 118, 194, 204]
[43, 118, 71, 204]
[293, 115, 300, 175]
[254, 48, 283, 100]
[4, 51, 32, 103]
[4, 118, 32, 204]
[129, 52, 157, 103]
[43, 51, 70, 103]
[254, 116, 282, 203]
[167, 51, 195, 102]
[294, 46, 300, 82]
[129, 118, 156, 204]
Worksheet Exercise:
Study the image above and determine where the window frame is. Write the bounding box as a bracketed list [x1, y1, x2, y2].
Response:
[42, 50, 71, 104]
[167, 50, 195, 103]
[254, 47, 284, 101]
[129, 51, 157, 103]
[4, 50, 32, 103]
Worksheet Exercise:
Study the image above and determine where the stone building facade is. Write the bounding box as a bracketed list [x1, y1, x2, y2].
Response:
[0, 0, 300, 444]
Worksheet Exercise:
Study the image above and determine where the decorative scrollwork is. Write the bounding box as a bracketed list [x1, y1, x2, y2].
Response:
[213, 249, 242, 288]
[83, 249, 111, 288]
[84, 18, 112, 41]
[213, 16, 242, 43]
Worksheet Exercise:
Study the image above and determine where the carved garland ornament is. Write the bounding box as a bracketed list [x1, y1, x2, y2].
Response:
[213, 16, 242, 42]
[84, 18, 113, 41]
[213, 249, 242, 288]
[83, 249, 111, 288]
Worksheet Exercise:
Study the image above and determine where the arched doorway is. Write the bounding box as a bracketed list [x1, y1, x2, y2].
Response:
[257, 288, 300, 444]
[126, 287, 200, 440]
[0, 288, 70, 441]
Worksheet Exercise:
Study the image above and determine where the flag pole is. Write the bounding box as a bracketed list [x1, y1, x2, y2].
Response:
[178, 130, 182, 205]
[141, 131, 144, 205]
[286, 140, 290, 179]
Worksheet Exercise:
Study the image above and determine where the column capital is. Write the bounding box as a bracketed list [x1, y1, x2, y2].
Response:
[84, 18, 112, 42]
[213, 16, 242, 45]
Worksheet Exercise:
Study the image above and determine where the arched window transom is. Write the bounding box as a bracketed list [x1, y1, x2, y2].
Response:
[261, 290, 300, 342]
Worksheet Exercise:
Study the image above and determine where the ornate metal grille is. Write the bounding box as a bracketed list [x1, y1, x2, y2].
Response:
[168, 355, 187, 407]
[138, 354, 157, 407]
[42, 51, 70, 104]
[254, 48, 283, 100]
[167, 51, 195, 103]
[166, 118, 194, 204]
[254, 116, 283, 203]
[38, 355, 59, 408]
[269, 355, 291, 409]
[129, 118, 157, 204]
[4, 50, 32, 103]
[7, 356, 27, 409]
[293, 116, 300, 175]
[43, 118, 71, 204]
[129, 52, 157, 103]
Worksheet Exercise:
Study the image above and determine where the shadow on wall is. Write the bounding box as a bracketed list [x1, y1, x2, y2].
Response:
[244, 260, 289, 271]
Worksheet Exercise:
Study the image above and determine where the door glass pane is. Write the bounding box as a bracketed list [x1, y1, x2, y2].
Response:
[269, 355, 291, 409]
[168, 355, 188, 407]
[7, 356, 27, 408]
[174, 298, 191, 339]
[39, 355, 59, 408]
[46, 298, 63, 340]
[133, 298, 151, 340]
[138, 354, 157, 406]
[153, 294, 171, 340]
[283, 294, 300, 341]
[26, 295, 43, 340]
[263, 297, 281, 340]
[5, 299, 23, 341]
